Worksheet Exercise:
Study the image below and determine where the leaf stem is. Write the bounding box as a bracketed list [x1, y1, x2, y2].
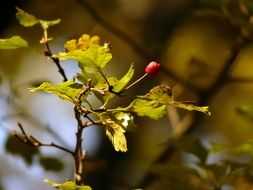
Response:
[123, 73, 148, 92]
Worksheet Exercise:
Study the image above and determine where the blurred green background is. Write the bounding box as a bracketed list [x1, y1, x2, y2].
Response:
[1, 0, 253, 190]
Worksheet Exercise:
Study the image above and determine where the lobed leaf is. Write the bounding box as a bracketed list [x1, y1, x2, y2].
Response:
[44, 179, 92, 190]
[0, 36, 28, 49]
[101, 64, 135, 104]
[139, 84, 173, 102]
[122, 99, 167, 120]
[29, 80, 84, 105]
[54, 44, 112, 70]
[99, 113, 127, 152]
[77, 67, 104, 87]
[16, 7, 39, 27]
[140, 85, 211, 115]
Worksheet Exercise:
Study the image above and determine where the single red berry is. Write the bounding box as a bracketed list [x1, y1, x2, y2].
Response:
[145, 61, 160, 75]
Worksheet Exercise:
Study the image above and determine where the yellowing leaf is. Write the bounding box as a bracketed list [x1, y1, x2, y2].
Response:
[16, 7, 39, 27]
[140, 85, 173, 102]
[44, 179, 92, 190]
[99, 114, 127, 152]
[114, 112, 133, 127]
[65, 34, 100, 52]
[124, 99, 167, 120]
[29, 80, 84, 105]
[169, 101, 210, 115]
[0, 36, 28, 49]
[54, 44, 112, 69]
[140, 85, 211, 115]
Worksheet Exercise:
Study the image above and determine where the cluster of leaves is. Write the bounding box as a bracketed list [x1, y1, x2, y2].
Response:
[149, 135, 253, 189]
[31, 49, 210, 152]
[0, 8, 210, 190]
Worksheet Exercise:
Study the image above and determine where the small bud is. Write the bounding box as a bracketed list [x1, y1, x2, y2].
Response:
[145, 61, 160, 75]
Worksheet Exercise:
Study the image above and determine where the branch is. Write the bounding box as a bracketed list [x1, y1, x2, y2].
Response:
[73, 107, 86, 185]
[13, 123, 74, 155]
[44, 42, 68, 82]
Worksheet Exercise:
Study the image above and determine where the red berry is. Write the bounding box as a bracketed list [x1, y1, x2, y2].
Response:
[145, 61, 160, 75]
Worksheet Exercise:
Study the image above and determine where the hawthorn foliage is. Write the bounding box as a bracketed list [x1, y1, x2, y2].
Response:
[0, 8, 210, 189]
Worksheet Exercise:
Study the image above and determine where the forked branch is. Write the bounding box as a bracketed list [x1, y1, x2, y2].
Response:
[13, 123, 74, 155]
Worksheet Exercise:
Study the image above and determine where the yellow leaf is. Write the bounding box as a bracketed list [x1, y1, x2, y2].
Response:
[100, 114, 127, 152]
[65, 34, 100, 52]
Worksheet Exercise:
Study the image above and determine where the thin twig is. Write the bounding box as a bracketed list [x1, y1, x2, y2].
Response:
[14, 123, 74, 155]
[45, 42, 68, 82]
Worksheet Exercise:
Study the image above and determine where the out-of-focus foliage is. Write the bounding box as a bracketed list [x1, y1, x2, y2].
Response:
[5, 134, 39, 165]
[5, 134, 64, 172]
[0, 36, 28, 49]
[39, 156, 64, 172]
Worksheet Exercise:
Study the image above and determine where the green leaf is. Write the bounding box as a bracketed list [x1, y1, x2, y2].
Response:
[16, 7, 39, 27]
[53, 44, 112, 70]
[99, 64, 135, 104]
[16, 7, 61, 29]
[29, 80, 84, 105]
[39, 19, 61, 30]
[122, 99, 167, 120]
[39, 156, 64, 172]
[112, 63, 135, 92]
[29, 79, 51, 88]
[44, 179, 92, 190]
[77, 67, 104, 87]
[99, 113, 127, 152]
[0, 36, 28, 49]
[140, 85, 211, 115]
[5, 134, 39, 165]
